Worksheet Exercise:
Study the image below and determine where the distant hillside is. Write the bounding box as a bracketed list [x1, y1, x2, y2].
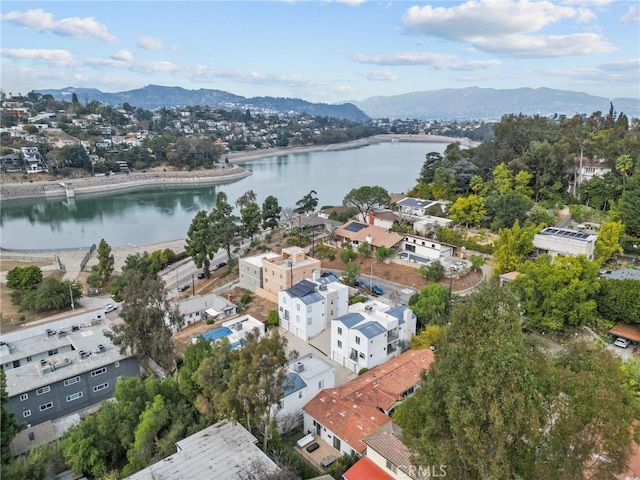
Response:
[353, 87, 640, 120]
[36, 85, 370, 122]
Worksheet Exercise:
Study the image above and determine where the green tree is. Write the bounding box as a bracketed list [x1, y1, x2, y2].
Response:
[240, 202, 262, 241]
[597, 279, 640, 324]
[411, 324, 448, 350]
[106, 272, 183, 371]
[211, 192, 239, 262]
[418, 260, 444, 281]
[235, 189, 257, 209]
[417, 152, 445, 185]
[470, 255, 485, 271]
[267, 310, 279, 327]
[356, 241, 372, 257]
[511, 254, 600, 331]
[408, 284, 450, 327]
[342, 185, 391, 223]
[594, 220, 624, 264]
[492, 162, 513, 194]
[96, 239, 115, 282]
[341, 262, 361, 286]
[339, 247, 356, 263]
[615, 154, 634, 192]
[492, 221, 539, 275]
[447, 194, 486, 227]
[396, 285, 542, 479]
[294, 190, 318, 214]
[486, 191, 534, 230]
[1, 370, 20, 464]
[620, 172, 640, 236]
[261, 195, 281, 230]
[514, 169, 534, 197]
[6, 265, 42, 291]
[374, 245, 393, 261]
[23, 277, 82, 312]
[185, 210, 217, 277]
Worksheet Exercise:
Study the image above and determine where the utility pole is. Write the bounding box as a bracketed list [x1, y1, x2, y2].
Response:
[69, 282, 75, 312]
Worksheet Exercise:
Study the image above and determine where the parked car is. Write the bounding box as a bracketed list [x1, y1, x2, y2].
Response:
[614, 337, 631, 348]
[178, 284, 189, 292]
[214, 261, 227, 271]
[104, 303, 117, 313]
[355, 279, 367, 288]
[371, 285, 384, 295]
[197, 271, 206, 279]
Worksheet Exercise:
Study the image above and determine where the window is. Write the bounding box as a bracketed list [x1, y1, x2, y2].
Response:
[36, 386, 50, 396]
[333, 436, 341, 451]
[26, 356, 32, 362]
[23, 410, 31, 418]
[64, 376, 80, 387]
[337, 340, 342, 348]
[48, 349, 58, 356]
[337, 327, 342, 335]
[296, 304, 301, 311]
[318, 380, 324, 389]
[359, 352, 365, 359]
[20, 393, 28, 401]
[91, 367, 106, 377]
[386, 459, 398, 473]
[355, 336, 361, 345]
[307, 316, 312, 325]
[66, 392, 83, 402]
[39, 402, 53, 411]
[93, 382, 109, 392]
[298, 391, 303, 399]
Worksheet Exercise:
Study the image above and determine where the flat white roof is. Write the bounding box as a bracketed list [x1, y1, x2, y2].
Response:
[241, 251, 279, 268]
[126, 419, 279, 479]
[3, 311, 129, 396]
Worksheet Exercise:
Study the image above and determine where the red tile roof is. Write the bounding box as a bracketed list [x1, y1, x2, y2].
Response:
[303, 349, 434, 453]
[343, 456, 395, 480]
[335, 220, 403, 249]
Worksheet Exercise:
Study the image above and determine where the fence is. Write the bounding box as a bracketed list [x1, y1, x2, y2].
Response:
[79, 244, 97, 272]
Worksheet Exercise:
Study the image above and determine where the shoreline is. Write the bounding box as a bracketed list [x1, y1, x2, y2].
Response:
[0, 134, 477, 201]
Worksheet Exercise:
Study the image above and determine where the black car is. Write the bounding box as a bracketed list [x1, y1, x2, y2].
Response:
[178, 284, 189, 292]
[197, 271, 206, 279]
[214, 261, 227, 270]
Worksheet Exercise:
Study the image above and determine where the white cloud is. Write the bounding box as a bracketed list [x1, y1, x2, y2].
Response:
[598, 58, 640, 72]
[357, 69, 399, 81]
[561, 0, 613, 6]
[448, 59, 502, 71]
[621, 5, 640, 23]
[472, 32, 615, 57]
[1, 9, 115, 42]
[137, 36, 167, 50]
[334, 0, 366, 5]
[111, 49, 133, 62]
[351, 51, 501, 71]
[351, 51, 455, 66]
[575, 7, 596, 22]
[1, 48, 75, 67]
[87, 57, 178, 74]
[402, 0, 577, 39]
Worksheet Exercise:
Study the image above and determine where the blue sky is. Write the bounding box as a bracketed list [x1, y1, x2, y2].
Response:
[1, 1, 639, 103]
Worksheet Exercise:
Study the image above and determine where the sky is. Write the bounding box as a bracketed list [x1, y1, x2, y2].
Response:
[1, 1, 639, 104]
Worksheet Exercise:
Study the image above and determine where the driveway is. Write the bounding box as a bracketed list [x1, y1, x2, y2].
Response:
[279, 327, 357, 387]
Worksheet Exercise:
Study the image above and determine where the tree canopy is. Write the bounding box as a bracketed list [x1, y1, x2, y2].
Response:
[342, 185, 391, 223]
[397, 284, 638, 479]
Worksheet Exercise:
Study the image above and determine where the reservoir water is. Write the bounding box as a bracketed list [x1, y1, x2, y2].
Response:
[0, 141, 447, 250]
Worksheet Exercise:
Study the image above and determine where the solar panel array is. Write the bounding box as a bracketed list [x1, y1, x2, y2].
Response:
[541, 227, 593, 240]
[344, 222, 368, 233]
[288, 279, 317, 298]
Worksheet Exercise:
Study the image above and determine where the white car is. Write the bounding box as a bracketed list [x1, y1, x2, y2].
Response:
[613, 337, 631, 348]
[104, 303, 118, 313]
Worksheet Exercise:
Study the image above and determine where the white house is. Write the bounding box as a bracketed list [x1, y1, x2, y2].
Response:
[399, 234, 454, 264]
[278, 275, 349, 341]
[577, 156, 612, 184]
[395, 198, 447, 217]
[276, 353, 335, 432]
[331, 301, 417, 373]
[172, 292, 236, 331]
[533, 227, 597, 260]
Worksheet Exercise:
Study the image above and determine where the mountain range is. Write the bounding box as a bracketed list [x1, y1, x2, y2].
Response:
[36, 85, 640, 121]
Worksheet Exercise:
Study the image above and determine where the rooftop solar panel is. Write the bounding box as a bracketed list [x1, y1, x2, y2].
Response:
[288, 279, 317, 297]
[344, 222, 368, 233]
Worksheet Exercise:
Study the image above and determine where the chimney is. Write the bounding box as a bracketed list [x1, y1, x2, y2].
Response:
[368, 212, 374, 225]
[226, 292, 233, 302]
